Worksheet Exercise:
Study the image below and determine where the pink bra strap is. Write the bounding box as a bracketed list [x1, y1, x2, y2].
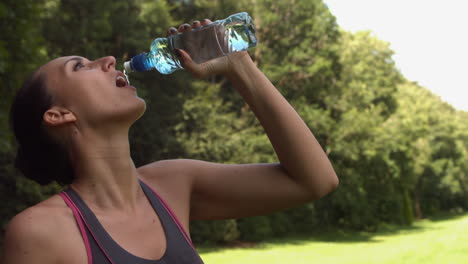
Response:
[59, 192, 93, 264]
[60, 192, 117, 264]
[140, 180, 195, 249]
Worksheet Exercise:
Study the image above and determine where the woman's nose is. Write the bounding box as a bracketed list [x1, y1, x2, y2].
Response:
[96, 56, 116, 72]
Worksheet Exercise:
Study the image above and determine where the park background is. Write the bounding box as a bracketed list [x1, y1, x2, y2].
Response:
[1, 0, 467, 262]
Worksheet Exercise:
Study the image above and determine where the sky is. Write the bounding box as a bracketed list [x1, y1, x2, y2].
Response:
[323, 0, 468, 111]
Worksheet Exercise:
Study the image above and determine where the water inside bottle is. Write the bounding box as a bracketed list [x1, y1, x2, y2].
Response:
[175, 23, 255, 63]
[225, 23, 257, 52]
[149, 37, 179, 74]
[148, 23, 256, 74]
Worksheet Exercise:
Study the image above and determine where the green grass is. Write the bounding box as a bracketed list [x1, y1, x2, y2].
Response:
[198, 213, 468, 264]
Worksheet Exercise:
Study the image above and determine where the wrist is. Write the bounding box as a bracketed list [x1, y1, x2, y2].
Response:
[225, 52, 269, 105]
[225, 52, 257, 80]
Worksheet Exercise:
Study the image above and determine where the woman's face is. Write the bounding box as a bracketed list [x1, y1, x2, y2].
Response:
[40, 56, 146, 130]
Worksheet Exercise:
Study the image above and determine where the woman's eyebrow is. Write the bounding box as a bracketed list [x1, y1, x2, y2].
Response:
[63, 57, 84, 67]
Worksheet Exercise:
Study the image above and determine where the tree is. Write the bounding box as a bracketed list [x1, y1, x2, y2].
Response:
[316, 29, 405, 228]
[0, 0, 50, 232]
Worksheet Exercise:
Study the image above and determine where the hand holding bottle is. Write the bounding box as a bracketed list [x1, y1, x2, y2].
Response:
[124, 12, 257, 75]
[168, 18, 252, 79]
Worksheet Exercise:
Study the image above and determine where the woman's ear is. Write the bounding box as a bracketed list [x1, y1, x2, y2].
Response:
[43, 106, 77, 126]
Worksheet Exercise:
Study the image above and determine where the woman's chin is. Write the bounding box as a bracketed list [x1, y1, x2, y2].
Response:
[105, 99, 147, 126]
[133, 100, 147, 120]
[127, 99, 147, 122]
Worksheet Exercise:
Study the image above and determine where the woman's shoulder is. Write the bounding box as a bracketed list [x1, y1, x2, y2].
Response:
[137, 159, 204, 184]
[137, 159, 197, 192]
[137, 159, 198, 227]
[6, 194, 73, 237]
[138, 158, 199, 174]
[2, 194, 78, 262]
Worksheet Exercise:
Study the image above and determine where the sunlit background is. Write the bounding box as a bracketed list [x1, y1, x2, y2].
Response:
[325, 0, 468, 111]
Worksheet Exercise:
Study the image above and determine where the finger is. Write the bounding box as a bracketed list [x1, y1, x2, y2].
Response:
[166, 27, 178, 37]
[200, 19, 212, 26]
[192, 20, 201, 29]
[175, 49, 211, 79]
[178, 23, 191, 33]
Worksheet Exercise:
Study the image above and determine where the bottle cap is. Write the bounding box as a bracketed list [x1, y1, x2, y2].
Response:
[123, 61, 133, 73]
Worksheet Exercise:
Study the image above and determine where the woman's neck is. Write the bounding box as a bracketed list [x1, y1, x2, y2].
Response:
[67, 127, 144, 214]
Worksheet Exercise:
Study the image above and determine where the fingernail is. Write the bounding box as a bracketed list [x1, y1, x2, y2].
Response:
[183, 24, 190, 29]
[201, 19, 209, 23]
[169, 28, 177, 34]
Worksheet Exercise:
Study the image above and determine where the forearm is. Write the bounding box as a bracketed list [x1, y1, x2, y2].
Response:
[226, 56, 338, 198]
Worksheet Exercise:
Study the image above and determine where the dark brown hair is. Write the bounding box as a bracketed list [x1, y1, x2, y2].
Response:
[10, 70, 74, 185]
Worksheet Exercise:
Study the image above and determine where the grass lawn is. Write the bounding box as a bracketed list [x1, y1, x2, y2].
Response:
[197, 212, 468, 264]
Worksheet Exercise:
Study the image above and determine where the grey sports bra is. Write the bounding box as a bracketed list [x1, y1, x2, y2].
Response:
[59, 179, 204, 264]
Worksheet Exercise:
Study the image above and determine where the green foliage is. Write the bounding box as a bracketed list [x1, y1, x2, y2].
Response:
[0, 0, 49, 233]
[252, 0, 341, 105]
[334, 30, 401, 116]
[238, 216, 273, 241]
[190, 219, 240, 244]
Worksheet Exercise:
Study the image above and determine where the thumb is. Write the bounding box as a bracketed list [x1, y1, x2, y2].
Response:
[175, 49, 215, 78]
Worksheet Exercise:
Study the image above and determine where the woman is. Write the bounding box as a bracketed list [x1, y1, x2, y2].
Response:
[2, 19, 338, 263]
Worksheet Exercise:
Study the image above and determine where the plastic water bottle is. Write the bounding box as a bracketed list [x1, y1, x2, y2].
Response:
[123, 12, 257, 75]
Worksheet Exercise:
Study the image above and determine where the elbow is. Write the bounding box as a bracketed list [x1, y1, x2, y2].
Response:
[323, 174, 339, 198]
[330, 172, 339, 190]
[312, 172, 339, 200]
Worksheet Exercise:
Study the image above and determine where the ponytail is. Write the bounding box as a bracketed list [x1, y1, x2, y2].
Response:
[10, 71, 74, 185]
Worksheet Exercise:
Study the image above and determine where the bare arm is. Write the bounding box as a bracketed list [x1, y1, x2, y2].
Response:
[226, 53, 338, 196]
[140, 20, 338, 222]
[174, 49, 338, 220]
